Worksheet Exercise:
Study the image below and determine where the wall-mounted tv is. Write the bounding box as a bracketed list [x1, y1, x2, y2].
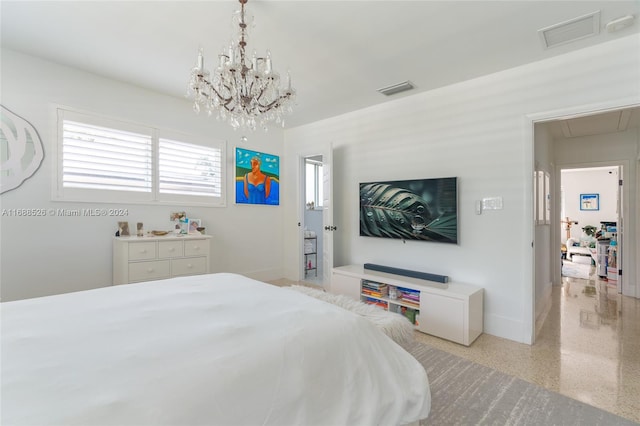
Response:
[360, 177, 458, 244]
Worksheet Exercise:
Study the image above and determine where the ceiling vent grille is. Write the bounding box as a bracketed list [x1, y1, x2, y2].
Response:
[377, 81, 415, 96]
[538, 11, 600, 49]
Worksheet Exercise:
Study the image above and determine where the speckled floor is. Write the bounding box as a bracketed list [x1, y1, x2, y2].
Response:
[269, 271, 640, 423]
[413, 273, 640, 424]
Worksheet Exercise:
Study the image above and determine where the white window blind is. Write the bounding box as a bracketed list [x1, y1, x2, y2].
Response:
[62, 120, 152, 192]
[159, 138, 221, 198]
[55, 108, 226, 206]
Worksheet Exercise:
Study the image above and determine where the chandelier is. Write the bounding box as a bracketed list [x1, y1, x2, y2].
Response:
[187, 0, 296, 131]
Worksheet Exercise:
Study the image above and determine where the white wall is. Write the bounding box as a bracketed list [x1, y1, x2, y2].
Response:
[561, 168, 619, 240]
[283, 34, 640, 344]
[0, 49, 285, 301]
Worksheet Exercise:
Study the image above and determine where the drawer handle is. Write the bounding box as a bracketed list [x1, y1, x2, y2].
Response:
[187, 264, 193, 268]
[169, 248, 175, 252]
[192, 246, 200, 250]
[147, 268, 154, 273]
[140, 249, 147, 254]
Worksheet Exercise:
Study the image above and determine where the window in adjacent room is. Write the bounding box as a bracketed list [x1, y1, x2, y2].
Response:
[305, 156, 323, 209]
[56, 108, 225, 206]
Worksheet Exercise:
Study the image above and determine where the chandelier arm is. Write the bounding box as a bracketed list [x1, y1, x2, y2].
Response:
[255, 93, 292, 111]
[197, 78, 234, 106]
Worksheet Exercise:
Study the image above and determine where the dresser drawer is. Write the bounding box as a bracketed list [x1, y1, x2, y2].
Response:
[171, 257, 207, 277]
[128, 242, 157, 261]
[128, 260, 170, 282]
[185, 240, 209, 257]
[158, 241, 183, 258]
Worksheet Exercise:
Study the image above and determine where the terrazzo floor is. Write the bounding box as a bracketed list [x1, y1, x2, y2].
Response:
[414, 272, 640, 424]
[269, 270, 640, 423]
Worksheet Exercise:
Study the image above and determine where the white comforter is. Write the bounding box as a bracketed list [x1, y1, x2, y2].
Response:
[1, 273, 430, 425]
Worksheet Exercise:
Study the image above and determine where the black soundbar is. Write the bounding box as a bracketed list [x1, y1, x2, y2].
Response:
[364, 263, 449, 284]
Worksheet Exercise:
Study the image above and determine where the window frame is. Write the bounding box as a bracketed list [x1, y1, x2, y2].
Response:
[305, 157, 323, 209]
[54, 108, 226, 207]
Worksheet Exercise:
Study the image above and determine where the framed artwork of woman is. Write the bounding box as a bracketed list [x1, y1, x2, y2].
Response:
[235, 147, 280, 205]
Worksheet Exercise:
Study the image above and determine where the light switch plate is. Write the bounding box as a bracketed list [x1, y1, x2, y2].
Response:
[482, 197, 503, 210]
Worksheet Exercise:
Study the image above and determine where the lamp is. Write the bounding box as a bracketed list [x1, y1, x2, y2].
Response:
[187, 0, 296, 132]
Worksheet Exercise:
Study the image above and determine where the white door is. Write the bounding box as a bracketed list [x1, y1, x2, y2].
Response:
[321, 144, 334, 288]
[616, 165, 623, 294]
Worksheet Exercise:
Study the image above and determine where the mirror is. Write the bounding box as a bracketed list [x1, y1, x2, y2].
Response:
[1, 105, 44, 194]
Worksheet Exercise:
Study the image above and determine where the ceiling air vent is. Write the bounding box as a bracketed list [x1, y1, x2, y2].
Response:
[538, 11, 600, 49]
[377, 81, 414, 96]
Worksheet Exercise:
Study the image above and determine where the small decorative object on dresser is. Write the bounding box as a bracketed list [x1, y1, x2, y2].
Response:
[118, 221, 130, 236]
[170, 211, 187, 233]
[136, 222, 144, 237]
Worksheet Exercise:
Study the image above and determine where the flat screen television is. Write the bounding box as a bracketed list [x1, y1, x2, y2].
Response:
[360, 177, 458, 244]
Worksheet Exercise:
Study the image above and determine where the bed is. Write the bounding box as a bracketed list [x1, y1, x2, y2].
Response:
[1, 273, 430, 425]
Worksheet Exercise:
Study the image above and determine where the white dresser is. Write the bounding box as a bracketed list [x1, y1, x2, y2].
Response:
[113, 234, 212, 285]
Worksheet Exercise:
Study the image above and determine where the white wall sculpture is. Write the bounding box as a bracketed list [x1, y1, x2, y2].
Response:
[1, 105, 44, 194]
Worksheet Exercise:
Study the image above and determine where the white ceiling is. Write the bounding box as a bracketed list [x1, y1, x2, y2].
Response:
[1, 1, 639, 129]
[547, 107, 640, 139]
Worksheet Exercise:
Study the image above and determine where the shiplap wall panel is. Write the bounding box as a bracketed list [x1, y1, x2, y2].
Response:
[284, 34, 640, 344]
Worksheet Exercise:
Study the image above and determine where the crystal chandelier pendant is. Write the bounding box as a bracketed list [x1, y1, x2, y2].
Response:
[187, 0, 296, 131]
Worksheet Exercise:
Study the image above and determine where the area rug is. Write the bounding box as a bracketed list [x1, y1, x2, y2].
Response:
[408, 342, 638, 426]
[562, 260, 592, 279]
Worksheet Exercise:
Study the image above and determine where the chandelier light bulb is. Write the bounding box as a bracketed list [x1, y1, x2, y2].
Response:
[187, 0, 296, 131]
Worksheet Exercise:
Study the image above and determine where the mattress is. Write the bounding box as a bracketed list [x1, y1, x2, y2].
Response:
[1, 273, 430, 425]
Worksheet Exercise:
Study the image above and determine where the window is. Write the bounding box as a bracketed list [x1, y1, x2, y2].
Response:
[305, 157, 323, 209]
[62, 119, 152, 193]
[158, 138, 221, 198]
[56, 109, 225, 206]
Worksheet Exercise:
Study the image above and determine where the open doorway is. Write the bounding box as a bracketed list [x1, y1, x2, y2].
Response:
[301, 155, 324, 286]
[531, 104, 638, 344]
[560, 166, 622, 295]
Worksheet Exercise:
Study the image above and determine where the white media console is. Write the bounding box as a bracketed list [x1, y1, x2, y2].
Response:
[331, 265, 484, 346]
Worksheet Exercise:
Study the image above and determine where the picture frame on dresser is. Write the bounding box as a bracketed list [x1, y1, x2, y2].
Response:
[188, 219, 202, 233]
[118, 221, 130, 236]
